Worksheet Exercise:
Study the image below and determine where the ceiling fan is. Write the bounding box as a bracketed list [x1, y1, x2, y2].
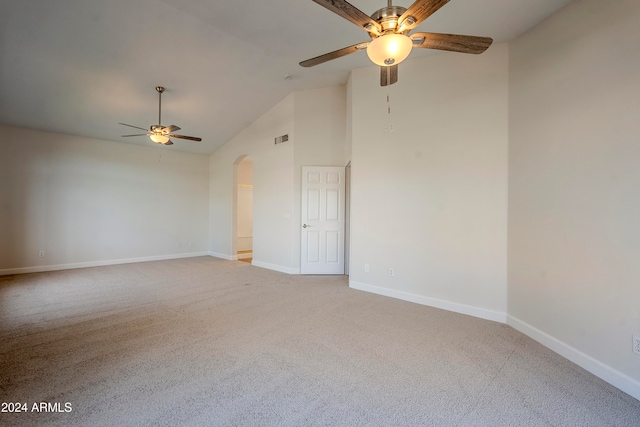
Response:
[119, 86, 202, 146]
[300, 0, 493, 86]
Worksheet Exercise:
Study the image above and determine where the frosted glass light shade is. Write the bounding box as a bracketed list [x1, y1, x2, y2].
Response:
[150, 133, 170, 144]
[366, 33, 412, 66]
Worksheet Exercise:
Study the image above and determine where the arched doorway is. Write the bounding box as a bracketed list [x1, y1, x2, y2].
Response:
[234, 156, 253, 263]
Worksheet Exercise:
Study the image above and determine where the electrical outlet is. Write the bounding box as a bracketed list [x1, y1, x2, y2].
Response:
[388, 268, 394, 277]
[188, 241, 193, 247]
[364, 263, 369, 273]
[38, 251, 44, 258]
[177, 242, 182, 248]
[388, 123, 395, 132]
[633, 335, 640, 356]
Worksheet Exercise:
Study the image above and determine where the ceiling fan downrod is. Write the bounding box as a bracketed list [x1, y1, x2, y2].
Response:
[155, 86, 165, 127]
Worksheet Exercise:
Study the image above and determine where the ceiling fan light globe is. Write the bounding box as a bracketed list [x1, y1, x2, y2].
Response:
[150, 134, 170, 144]
[367, 33, 412, 67]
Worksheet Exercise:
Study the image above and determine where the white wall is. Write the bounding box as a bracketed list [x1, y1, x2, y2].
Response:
[208, 94, 295, 272]
[208, 87, 347, 273]
[508, 0, 640, 395]
[292, 86, 347, 271]
[0, 124, 209, 273]
[349, 44, 509, 321]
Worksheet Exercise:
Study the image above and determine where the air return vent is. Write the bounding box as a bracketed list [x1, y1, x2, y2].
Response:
[274, 134, 289, 145]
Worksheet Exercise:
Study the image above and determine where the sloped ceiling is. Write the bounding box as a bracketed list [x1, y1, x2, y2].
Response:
[0, 0, 573, 154]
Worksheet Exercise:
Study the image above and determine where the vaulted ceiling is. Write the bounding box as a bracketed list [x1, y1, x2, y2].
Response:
[1, 0, 573, 154]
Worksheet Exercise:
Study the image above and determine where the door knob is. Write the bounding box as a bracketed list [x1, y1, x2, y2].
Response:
[303, 224, 309, 228]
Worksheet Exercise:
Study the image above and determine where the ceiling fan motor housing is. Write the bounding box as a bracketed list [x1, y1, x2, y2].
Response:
[370, 6, 408, 34]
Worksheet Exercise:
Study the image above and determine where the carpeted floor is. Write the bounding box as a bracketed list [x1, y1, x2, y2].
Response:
[0, 256, 638, 426]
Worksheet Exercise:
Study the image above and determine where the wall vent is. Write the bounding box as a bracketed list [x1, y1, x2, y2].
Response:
[275, 134, 289, 145]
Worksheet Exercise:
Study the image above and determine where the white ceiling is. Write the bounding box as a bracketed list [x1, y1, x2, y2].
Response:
[1, 0, 573, 154]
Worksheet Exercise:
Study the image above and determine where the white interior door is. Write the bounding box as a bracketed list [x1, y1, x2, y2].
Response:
[301, 166, 345, 274]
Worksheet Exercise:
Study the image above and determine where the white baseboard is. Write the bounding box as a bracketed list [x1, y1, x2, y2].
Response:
[349, 280, 507, 323]
[348, 280, 639, 401]
[0, 252, 211, 276]
[507, 315, 640, 401]
[208, 254, 297, 274]
[251, 260, 296, 275]
[209, 252, 235, 261]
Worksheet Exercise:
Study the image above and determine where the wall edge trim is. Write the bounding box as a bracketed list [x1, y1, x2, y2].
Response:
[209, 252, 235, 261]
[0, 252, 210, 276]
[507, 315, 640, 401]
[251, 260, 296, 275]
[348, 280, 507, 323]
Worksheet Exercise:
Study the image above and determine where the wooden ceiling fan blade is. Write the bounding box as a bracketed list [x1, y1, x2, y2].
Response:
[312, 0, 381, 34]
[398, 0, 451, 32]
[300, 42, 369, 67]
[119, 123, 149, 131]
[380, 65, 398, 87]
[121, 133, 148, 137]
[164, 125, 181, 132]
[168, 134, 202, 142]
[411, 32, 493, 54]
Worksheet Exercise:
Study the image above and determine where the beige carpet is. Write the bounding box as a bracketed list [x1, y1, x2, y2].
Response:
[1, 256, 638, 426]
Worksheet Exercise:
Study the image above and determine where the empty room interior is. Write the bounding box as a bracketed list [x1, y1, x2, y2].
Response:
[1, 0, 639, 425]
